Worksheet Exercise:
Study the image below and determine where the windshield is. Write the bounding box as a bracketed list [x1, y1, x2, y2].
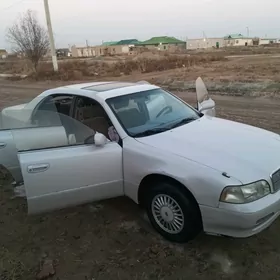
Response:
[106, 88, 200, 137]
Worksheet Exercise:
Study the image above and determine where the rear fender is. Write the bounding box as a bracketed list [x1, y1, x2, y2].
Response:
[0, 130, 22, 183]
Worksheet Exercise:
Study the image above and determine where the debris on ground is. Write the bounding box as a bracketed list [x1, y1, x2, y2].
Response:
[36, 259, 55, 280]
[13, 185, 26, 198]
[88, 203, 104, 213]
[211, 252, 234, 274]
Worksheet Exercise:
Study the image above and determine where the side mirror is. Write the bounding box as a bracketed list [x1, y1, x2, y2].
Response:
[196, 77, 216, 117]
[199, 99, 216, 117]
[94, 133, 107, 147]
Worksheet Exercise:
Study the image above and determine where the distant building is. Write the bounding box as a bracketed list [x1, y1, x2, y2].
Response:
[259, 38, 280, 45]
[224, 34, 257, 47]
[186, 33, 263, 50]
[0, 49, 8, 59]
[71, 44, 123, 57]
[186, 38, 225, 50]
[71, 36, 187, 58]
[114, 39, 139, 46]
[71, 38, 140, 57]
[138, 36, 186, 51]
[56, 48, 71, 57]
[102, 41, 119, 46]
[113, 39, 140, 53]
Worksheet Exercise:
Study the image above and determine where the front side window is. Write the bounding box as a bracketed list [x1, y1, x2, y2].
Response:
[107, 88, 200, 137]
[11, 111, 96, 152]
[73, 96, 112, 140]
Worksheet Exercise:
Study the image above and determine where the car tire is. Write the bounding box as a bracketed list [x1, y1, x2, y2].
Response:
[145, 182, 202, 243]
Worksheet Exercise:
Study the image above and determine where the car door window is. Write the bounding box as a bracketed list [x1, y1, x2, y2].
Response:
[32, 95, 74, 126]
[31, 95, 96, 145]
[74, 97, 112, 138]
[13, 112, 96, 152]
[11, 95, 95, 149]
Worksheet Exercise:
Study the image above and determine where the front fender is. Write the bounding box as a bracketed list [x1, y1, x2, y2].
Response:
[122, 137, 241, 208]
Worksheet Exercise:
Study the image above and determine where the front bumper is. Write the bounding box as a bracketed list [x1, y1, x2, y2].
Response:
[200, 189, 280, 238]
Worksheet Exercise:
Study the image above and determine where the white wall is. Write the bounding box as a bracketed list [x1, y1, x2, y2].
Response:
[75, 47, 96, 57]
[259, 39, 278, 45]
[186, 38, 225, 49]
[225, 38, 253, 47]
[122, 46, 129, 53]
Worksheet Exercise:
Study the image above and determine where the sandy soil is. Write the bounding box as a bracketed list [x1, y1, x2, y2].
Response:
[1, 68, 280, 280]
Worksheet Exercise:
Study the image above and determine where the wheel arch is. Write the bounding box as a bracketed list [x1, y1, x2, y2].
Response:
[138, 173, 199, 209]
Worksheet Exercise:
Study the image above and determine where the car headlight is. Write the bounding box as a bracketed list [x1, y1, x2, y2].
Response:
[220, 180, 271, 204]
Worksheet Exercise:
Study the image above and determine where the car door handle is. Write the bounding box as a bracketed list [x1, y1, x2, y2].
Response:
[0, 142, 7, 149]
[27, 164, 50, 173]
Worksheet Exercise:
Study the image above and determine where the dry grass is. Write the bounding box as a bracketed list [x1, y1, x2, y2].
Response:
[27, 54, 226, 81]
[189, 45, 280, 56]
[224, 45, 280, 55]
[137, 54, 280, 96]
[0, 59, 31, 75]
[1, 45, 280, 81]
[0, 53, 226, 81]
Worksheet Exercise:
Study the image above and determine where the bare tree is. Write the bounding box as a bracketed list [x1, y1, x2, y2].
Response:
[6, 10, 50, 72]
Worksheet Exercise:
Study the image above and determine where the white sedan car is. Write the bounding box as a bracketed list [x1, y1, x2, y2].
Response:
[1, 78, 280, 243]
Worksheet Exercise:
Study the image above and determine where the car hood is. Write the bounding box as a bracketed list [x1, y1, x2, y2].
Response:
[137, 116, 280, 184]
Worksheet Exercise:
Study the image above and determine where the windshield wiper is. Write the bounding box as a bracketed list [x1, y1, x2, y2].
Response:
[132, 118, 198, 137]
[168, 117, 198, 129]
[133, 127, 169, 137]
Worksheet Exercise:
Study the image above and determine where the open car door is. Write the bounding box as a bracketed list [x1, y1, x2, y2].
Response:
[196, 77, 216, 117]
[0, 109, 41, 184]
[0, 126, 68, 185]
[0, 105, 71, 184]
[13, 112, 123, 214]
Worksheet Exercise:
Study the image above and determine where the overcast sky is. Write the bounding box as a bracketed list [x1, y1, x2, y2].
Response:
[0, 0, 279, 50]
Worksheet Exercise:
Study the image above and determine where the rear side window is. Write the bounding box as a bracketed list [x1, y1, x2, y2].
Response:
[32, 95, 74, 126]
[37, 95, 74, 116]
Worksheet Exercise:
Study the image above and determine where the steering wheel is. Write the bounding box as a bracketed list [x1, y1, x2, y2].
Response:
[156, 106, 172, 118]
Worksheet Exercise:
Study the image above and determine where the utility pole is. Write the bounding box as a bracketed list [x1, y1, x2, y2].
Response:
[44, 0, 58, 71]
[203, 31, 208, 48]
[246, 27, 249, 46]
[246, 27, 249, 37]
[86, 39, 90, 57]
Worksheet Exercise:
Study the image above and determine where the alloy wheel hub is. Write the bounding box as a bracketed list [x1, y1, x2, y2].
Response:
[151, 194, 184, 234]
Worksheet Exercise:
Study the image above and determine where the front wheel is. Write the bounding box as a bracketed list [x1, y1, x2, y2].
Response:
[145, 182, 202, 243]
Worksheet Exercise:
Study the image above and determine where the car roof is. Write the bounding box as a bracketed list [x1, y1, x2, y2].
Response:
[49, 81, 160, 100]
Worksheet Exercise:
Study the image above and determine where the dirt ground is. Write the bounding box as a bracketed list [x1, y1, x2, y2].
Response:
[1, 53, 280, 280]
[133, 52, 280, 88]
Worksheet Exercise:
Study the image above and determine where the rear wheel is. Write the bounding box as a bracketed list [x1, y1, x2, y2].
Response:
[145, 182, 202, 243]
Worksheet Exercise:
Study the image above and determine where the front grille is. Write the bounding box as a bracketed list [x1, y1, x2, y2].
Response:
[271, 169, 280, 192]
